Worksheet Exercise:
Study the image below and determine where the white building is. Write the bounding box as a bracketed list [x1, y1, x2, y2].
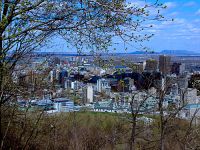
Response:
[180, 63, 185, 75]
[53, 98, 74, 112]
[97, 78, 111, 94]
[87, 84, 94, 103]
[56, 69, 60, 80]
[49, 70, 54, 82]
[186, 88, 198, 104]
[64, 79, 71, 89]
[71, 81, 80, 90]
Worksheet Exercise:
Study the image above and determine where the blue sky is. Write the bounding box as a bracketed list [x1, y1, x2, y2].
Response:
[145, 0, 200, 53]
[45, 0, 200, 53]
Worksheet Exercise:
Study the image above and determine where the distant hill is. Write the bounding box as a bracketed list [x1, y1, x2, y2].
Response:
[128, 50, 200, 56]
[160, 50, 200, 55]
[36, 50, 200, 56]
[129, 51, 158, 54]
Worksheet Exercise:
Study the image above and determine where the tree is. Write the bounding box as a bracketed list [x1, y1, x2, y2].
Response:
[0, 0, 165, 148]
[0, 0, 164, 100]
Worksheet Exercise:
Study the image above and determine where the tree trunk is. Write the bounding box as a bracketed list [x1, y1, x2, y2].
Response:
[130, 100, 137, 150]
[130, 116, 136, 150]
[159, 96, 165, 150]
[0, 34, 3, 146]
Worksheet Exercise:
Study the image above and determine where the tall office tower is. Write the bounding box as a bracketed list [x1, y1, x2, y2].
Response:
[159, 55, 171, 75]
[87, 84, 94, 103]
[145, 59, 158, 72]
[171, 63, 185, 75]
[59, 69, 68, 86]
[49, 70, 54, 82]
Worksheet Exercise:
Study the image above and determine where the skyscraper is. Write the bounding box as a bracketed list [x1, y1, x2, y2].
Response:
[159, 55, 171, 75]
[87, 84, 94, 103]
[171, 63, 185, 75]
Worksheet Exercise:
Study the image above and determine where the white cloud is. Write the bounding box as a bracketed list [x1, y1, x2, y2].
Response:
[146, 29, 159, 33]
[168, 12, 179, 17]
[145, 16, 200, 40]
[172, 18, 186, 24]
[196, 9, 200, 16]
[194, 19, 200, 23]
[127, 1, 200, 43]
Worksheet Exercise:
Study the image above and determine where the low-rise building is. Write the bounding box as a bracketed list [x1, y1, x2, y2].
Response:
[53, 98, 74, 112]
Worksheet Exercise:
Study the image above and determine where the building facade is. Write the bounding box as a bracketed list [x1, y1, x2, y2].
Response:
[159, 55, 171, 75]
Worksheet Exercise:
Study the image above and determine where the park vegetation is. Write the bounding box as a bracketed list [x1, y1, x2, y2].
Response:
[1, 0, 200, 150]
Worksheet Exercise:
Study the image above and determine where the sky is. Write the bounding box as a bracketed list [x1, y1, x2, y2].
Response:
[143, 0, 200, 53]
[44, 0, 200, 53]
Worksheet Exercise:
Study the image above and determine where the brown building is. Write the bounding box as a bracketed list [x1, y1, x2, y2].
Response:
[159, 55, 171, 75]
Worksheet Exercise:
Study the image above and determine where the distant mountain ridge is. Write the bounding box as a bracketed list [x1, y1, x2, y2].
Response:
[36, 50, 200, 56]
[160, 50, 200, 55]
[129, 50, 200, 56]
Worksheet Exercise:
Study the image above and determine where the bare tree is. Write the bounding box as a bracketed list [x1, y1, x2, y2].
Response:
[0, 0, 166, 148]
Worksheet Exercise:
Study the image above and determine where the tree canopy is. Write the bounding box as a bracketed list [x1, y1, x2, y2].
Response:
[0, 0, 165, 59]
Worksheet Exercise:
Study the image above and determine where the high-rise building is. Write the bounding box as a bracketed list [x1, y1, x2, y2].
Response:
[178, 76, 188, 90]
[59, 69, 68, 87]
[159, 55, 171, 75]
[49, 70, 54, 82]
[145, 59, 158, 72]
[87, 84, 94, 103]
[171, 63, 185, 75]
